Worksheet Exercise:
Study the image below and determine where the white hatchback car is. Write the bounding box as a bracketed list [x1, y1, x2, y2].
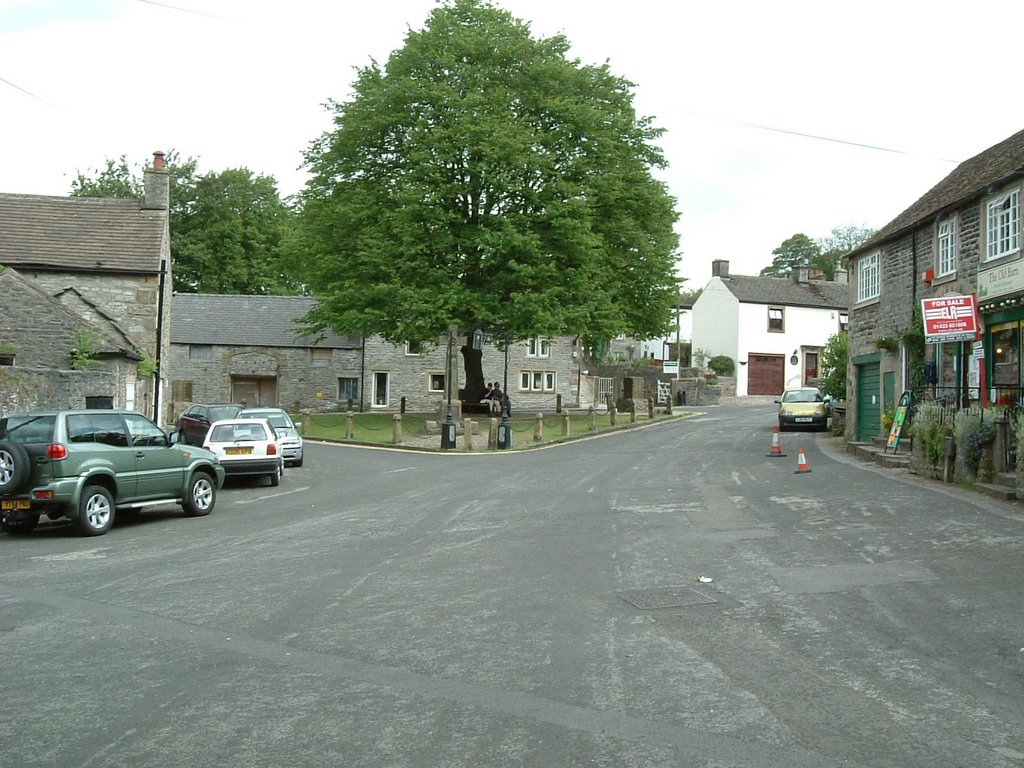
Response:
[238, 408, 303, 467]
[202, 418, 283, 486]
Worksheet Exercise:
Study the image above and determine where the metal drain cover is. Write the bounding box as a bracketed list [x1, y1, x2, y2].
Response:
[618, 587, 718, 609]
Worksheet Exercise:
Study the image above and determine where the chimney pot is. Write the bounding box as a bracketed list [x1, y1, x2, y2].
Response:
[152, 150, 165, 170]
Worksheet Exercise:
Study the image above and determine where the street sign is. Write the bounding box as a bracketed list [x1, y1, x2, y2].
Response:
[662, 360, 679, 375]
[921, 294, 979, 344]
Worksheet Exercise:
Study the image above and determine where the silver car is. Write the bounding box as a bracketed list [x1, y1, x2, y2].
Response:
[238, 408, 304, 467]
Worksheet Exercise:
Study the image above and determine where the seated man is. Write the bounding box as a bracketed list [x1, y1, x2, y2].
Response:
[489, 384, 504, 414]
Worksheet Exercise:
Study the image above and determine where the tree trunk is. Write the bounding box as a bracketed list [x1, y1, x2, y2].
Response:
[460, 345, 486, 401]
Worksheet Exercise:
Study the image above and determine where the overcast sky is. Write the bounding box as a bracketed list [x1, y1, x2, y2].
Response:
[3, 0, 1023, 288]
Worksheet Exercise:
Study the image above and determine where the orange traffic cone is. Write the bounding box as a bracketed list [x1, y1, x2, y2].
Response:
[766, 426, 786, 458]
[794, 447, 811, 474]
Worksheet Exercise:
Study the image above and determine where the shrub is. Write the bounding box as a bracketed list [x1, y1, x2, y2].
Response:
[707, 355, 734, 376]
[953, 410, 996, 478]
[914, 404, 951, 468]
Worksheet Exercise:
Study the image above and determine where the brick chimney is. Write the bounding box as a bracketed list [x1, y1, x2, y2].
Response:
[143, 150, 169, 211]
[711, 259, 730, 278]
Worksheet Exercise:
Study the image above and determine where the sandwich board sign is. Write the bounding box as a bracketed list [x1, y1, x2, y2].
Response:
[921, 294, 979, 344]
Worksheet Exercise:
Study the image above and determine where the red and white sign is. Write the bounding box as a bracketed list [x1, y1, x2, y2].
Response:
[921, 294, 979, 343]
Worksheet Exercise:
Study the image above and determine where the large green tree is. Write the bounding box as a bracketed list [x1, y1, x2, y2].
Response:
[295, 0, 680, 379]
[759, 233, 820, 277]
[71, 153, 296, 294]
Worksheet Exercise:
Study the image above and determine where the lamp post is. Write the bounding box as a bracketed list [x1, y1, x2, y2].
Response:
[497, 333, 512, 449]
[441, 328, 456, 449]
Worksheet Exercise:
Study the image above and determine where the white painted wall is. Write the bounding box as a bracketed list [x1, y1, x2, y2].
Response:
[735, 303, 844, 395]
[691, 277, 739, 367]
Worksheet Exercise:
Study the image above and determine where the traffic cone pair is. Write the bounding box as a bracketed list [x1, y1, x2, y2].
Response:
[794, 447, 812, 474]
[765, 426, 787, 458]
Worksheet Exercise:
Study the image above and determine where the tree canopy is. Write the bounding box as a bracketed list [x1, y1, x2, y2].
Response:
[759, 225, 875, 280]
[294, 0, 680, 346]
[70, 153, 296, 295]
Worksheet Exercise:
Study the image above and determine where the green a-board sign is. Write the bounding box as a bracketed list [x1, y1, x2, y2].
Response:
[885, 390, 913, 453]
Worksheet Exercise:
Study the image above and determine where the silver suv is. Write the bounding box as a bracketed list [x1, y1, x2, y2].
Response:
[0, 410, 225, 536]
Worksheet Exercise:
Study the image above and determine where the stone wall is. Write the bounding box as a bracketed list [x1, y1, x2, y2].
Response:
[167, 342, 363, 423]
[0, 366, 121, 415]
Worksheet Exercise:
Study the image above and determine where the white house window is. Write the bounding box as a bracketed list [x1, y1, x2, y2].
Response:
[527, 338, 550, 357]
[937, 218, 957, 276]
[767, 307, 784, 332]
[405, 340, 423, 355]
[520, 371, 555, 391]
[986, 188, 1020, 261]
[372, 372, 389, 407]
[429, 373, 445, 392]
[189, 344, 214, 360]
[839, 312, 849, 332]
[857, 251, 880, 303]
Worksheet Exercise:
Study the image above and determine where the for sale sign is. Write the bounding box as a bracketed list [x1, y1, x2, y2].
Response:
[921, 294, 979, 344]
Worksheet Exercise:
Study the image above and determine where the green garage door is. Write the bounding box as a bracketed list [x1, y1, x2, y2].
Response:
[857, 361, 881, 441]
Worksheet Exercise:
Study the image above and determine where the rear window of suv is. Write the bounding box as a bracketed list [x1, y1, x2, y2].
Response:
[0, 415, 56, 443]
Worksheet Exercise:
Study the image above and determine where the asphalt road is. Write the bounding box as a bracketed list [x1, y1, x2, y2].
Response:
[1, 405, 1022, 767]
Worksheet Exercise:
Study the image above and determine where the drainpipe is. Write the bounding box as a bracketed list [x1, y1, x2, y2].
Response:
[154, 258, 167, 423]
[359, 336, 365, 412]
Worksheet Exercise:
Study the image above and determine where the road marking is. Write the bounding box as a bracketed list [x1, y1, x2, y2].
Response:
[233, 486, 310, 504]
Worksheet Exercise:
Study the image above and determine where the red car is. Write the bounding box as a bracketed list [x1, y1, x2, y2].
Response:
[175, 403, 243, 446]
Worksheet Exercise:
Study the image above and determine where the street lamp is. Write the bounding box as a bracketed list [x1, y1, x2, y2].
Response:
[441, 329, 456, 449]
[497, 333, 512, 449]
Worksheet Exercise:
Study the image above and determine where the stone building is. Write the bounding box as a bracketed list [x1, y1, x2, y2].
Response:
[0, 153, 172, 417]
[168, 293, 361, 420]
[169, 293, 584, 417]
[845, 127, 1024, 441]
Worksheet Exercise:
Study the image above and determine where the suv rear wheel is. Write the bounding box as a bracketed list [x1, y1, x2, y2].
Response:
[0, 440, 31, 493]
[74, 485, 114, 536]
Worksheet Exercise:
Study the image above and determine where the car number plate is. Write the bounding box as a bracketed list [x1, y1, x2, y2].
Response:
[225, 446, 253, 455]
[795, 417, 812, 422]
[1, 499, 31, 509]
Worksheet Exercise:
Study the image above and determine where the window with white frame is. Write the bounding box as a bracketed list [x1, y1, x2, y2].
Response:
[526, 338, 550, 357]
[986, 188, 1020, 261]
[937, 217, 957, 276]
[405, 340, 423, 355]
[856, 251, 880, 303]
[429, 373, 445, 392]
[767, 307, 784, 332]
[838, 312, 849, 332]
[520, 371, 556, 391]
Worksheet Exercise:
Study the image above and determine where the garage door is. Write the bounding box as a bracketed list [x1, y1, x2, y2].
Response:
[748, 354, 784, 395]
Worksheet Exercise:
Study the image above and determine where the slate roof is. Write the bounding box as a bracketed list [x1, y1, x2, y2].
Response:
[851, 127, 1024, 257]
[717, 274, 848, 310]
[0, 193, 166, 274]
[170, 293, 361, 349]
[0, 266, 141, 358]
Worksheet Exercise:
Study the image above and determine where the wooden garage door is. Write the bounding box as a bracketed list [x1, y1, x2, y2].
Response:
[748, 353, 784, 395]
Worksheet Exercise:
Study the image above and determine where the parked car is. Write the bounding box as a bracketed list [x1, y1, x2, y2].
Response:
[175, 403, 244, 446]
[776, 388, 830, 432]
[0, 410, 225, 536]
[202, 418, 283, 486]
[238, 408, 303, 467]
